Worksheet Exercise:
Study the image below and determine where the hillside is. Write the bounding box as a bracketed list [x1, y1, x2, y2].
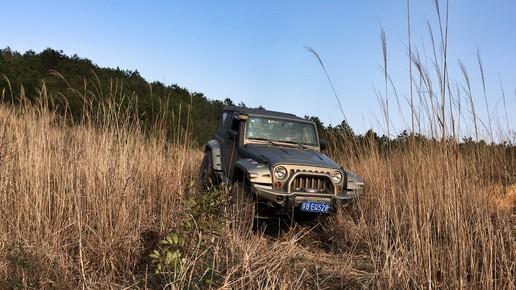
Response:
[0, 47, 419, 149]
[0, 47, 228, 144]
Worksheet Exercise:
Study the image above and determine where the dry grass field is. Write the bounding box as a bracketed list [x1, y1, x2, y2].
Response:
[1, 0, 515, 287]
[0, 95, 514, 289]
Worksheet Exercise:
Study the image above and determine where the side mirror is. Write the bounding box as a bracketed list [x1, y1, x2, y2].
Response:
[319, 140, 327, 151]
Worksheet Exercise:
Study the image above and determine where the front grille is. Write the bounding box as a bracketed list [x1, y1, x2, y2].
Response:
[289, 171, 334, 194]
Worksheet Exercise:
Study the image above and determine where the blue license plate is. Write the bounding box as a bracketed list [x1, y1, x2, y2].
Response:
[300, 201, 330, 213]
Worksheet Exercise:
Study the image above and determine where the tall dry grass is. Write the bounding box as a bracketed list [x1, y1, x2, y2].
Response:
[0, 85, 514, 289]
[0, 100, 201, 288]
[0, 2, 514, 286]
[333, 140, 514, 289]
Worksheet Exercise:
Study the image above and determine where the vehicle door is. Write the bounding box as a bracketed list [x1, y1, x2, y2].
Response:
[221, 113, 242, 179]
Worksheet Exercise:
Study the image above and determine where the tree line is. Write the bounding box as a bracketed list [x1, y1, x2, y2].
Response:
[0, 47, 512, 152]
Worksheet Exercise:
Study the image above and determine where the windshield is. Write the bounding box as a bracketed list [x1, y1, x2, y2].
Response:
[245, 116, 318, 146]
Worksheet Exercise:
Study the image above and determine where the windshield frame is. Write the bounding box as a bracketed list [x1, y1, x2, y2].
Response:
[243, 114, 320, 150]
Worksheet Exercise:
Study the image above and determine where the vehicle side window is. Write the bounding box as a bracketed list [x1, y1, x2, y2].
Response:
[230, 115, 239, 131]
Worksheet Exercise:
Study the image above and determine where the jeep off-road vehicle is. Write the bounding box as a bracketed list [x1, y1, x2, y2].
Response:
[198, 106, 364, 220]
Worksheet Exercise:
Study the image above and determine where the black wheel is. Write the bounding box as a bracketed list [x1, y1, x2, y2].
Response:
[198, 150, 219, 190]
[230, 181, 256, 234]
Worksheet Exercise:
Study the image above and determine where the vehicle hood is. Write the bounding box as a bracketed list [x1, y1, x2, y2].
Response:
[240, 144, 340, 169]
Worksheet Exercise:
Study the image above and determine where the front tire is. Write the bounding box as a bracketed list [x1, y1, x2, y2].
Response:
[198, 150, 219, 190]
[230, 181, 256, 234]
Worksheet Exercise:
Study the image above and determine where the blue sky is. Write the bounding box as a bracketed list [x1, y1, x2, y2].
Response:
[1, 0, 515, 139]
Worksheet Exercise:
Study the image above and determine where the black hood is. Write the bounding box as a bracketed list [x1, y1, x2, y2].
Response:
[240, 144, 340, 169]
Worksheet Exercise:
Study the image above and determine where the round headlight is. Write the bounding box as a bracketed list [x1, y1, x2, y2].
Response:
[331, 171, 343, 184]
[274, 166, 288, 180]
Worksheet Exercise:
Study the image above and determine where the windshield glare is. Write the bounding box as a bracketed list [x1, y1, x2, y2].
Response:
[245, 116, 318, 146]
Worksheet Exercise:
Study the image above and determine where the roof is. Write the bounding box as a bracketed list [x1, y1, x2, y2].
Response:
[223, 106, 306, 121]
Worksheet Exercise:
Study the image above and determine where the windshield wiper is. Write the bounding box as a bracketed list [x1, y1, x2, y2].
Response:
[249, 137, 281, 146]
[280, 140, 308, 149]
[249, 138, 310, 149]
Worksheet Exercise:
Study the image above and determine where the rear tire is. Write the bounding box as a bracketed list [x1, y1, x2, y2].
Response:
[230, 181, 256, 234]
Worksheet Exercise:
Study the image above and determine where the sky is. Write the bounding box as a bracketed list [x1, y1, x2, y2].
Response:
[1, 0, 515, 140]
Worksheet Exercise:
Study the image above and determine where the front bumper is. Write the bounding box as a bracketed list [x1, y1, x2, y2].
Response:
[251, 183, 360, 208]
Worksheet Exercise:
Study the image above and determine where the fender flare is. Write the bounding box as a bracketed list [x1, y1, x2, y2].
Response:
[343, 169, 365, 190]
[234, 159, 272, 184]
[206, 139, 222, 171]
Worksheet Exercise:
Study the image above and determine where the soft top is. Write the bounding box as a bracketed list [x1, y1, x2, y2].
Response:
[223, 106, 306, 121]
